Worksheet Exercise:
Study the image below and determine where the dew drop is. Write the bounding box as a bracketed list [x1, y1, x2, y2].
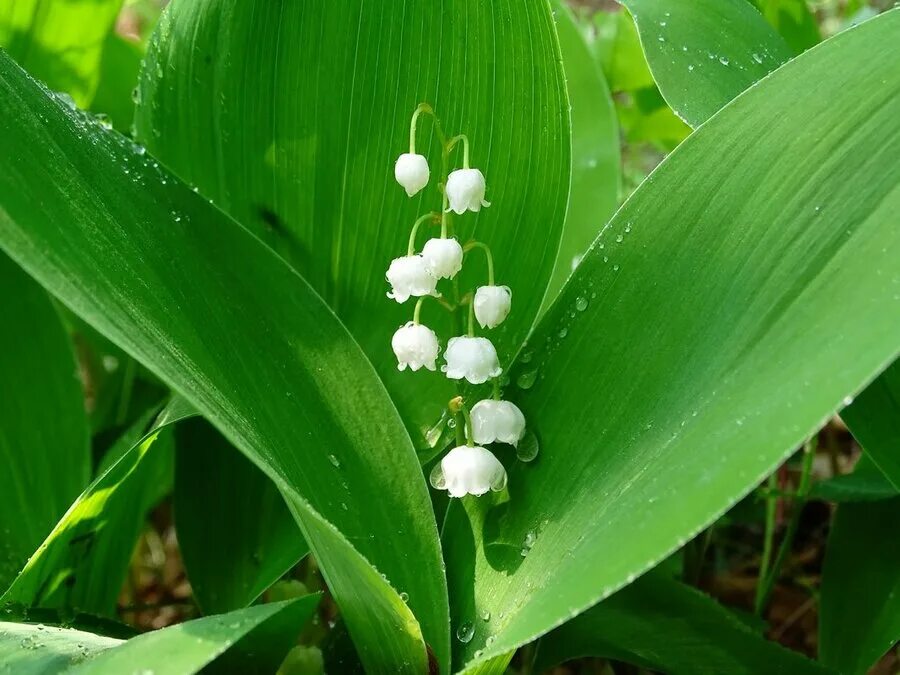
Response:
[613, 264, 620, 272]
[517, 370, 538, 390]
[328, 454, 341, 468]
[752, 52, 763, 64]
[399, 591, 409, 603]
[558, 327, 568, 339]
[456, 621, 475, 643]
[490, 470, 508, 492]
[481, 611, 491, 622]
[615, 234, 624, 243]
[842, 395, 854, 406]
[429, 463, 446, 490]
[516, 432, 540, 463]
[718, 56, 730, 66]
[575, 296, 588, 312]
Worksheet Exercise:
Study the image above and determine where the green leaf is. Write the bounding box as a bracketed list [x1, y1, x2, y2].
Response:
[542, 1, 620, 310]
[66, 596, 320, 675]
[621, 0, 794, 127]
[810, 455, 899, 503]
[446, 11, 900, 668]
[0, 55, 447, 674]
[0, 0, 124, 106]
[750, 0, 822, 53]
[841, 360, 900, 488]
[0, 621, 120, 673]
[175, 419, 309, 615]
[133, 0, 571, 452]
[0, 254, 89, 592]
[534, 574, 830, 674]
[1, 399, 193, 614]
[89, 33, 143, 133]
[820, 498, 900, 673]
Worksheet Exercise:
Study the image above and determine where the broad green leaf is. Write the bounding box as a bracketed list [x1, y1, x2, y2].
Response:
[811, 455, 899, 502]
[750, 0, 821, 53]
[0, 621, 120, 673]
[90, 33, 143, 133]
[175, 419, 309, 615]
[133, 0, 571, 451]
[447, 11, 900, 669]
[66, 596, 320, 675]
[621, 0, 793, 127]
[0, 0, 124, 106]
[592, 9, 656, 92]
[842, 360, 900, 488]
[533, 573, 829, 674]
[1, 399, 193, 614]
[542, 1, 620, 310]
[0, 254, 89, 592]
[0, 55, 447, 673]
[820, 498, 900, 673]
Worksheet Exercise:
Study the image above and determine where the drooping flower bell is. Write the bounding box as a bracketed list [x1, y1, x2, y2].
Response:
[442, 336, 501, 384]
[386, 255, 438, 303]
[446, 168, 490, 214]
[394, 153, 430, 197]
[474, 285, 512, 329]
[471, 399, 526, 446]
[392, 322, 440, 372]
[434, 444, 507, 497]
[421, 237, 463, 280]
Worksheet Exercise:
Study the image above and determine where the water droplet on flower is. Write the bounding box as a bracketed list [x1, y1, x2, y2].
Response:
[429, 464, 446, 490]
[517, 370, 538, 390]
[456, 621, 475, 643]
[575, 296, 588, 312]
[491, 471, 508, 492]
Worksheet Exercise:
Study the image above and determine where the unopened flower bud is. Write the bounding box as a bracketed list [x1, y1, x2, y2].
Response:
[474, 285, 511, 329]
[394, 153, 430, 197]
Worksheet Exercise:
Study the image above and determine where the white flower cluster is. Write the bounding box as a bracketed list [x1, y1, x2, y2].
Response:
[386, 103, 528, 498]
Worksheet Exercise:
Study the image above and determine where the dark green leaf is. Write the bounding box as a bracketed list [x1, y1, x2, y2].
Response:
[841, 359, 900, 488]
[820, 498, 900, 674]
[175, 419, 308, 615]
[90, 33, 143, 133]
[811, 456, 899, 502]
[446, 12, 900, 668]
[750, 0, 821, 53]
[1, 399, 193, 614]
[0, 254, 89, 592]
[133, 0, 571, 454]
[534, 574, 830, 674]
[0, 0, 124, 105]
[0, 54, 446, 673]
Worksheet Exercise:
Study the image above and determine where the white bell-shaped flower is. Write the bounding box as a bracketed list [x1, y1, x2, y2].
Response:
[392, 322, 439, 372]
[442, 336, 501, 384]
[471, 399, 526, 446]
[386, 255, 438, 303]
[474, 285, 512, 329]
[394, 153, 430, 197]
[438, 445, 507, 497]
[421, 237, 463, 279]
[446, 168, 490, 214]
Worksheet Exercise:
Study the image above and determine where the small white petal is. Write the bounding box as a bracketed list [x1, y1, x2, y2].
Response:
[440, 445, 507, 497]
[474, 285, 512, 329]
[385, 255, 438, 303]
[421, 237, 463, 279]
[471, 399, 526, 446]
[446, 168, 490, 214]
[441, 336, 502, 385]
[394, 153, 430, 197]
[392, 322, 440, 372]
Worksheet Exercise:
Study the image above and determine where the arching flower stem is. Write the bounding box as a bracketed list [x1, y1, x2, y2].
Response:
[407, 212, 439, 255]
[463, 240, 495, 286]
[447, 134, 471, 169]
[409, 103, 449, 154]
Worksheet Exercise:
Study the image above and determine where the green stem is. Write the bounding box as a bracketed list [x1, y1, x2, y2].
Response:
[464, 241, 495, 286]
[440, 145, 451, 237]
[408, 103, 448, 153]
[407, 212, 437, 255]
[755, 436, 817, 614]
[460, 405, 474, 447]
[492, 378, 501, 401]
[754, 472, 779, 614]
[467, 298, 475, 337]
[115, 357, 137, 425]
[448, 134, 471, 168]
[413, 297, 425, 324]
